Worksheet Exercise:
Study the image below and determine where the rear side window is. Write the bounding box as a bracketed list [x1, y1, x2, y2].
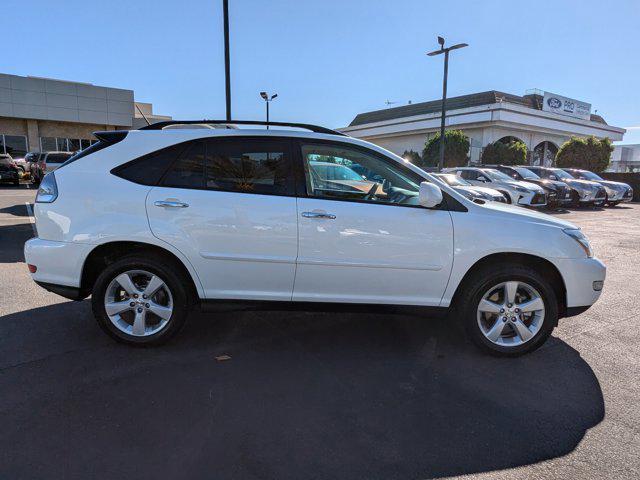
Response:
[113, 142, 187, 186]
[203, 138, 293, 195]
[161, 141, 206, 189]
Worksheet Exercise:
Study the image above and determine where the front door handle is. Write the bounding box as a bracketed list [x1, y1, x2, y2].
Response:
[301, 211, 336, 219]
[154, 200, 189, 208]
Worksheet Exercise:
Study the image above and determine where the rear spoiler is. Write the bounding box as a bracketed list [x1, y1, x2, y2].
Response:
[57, 131, 129, 169]
[93, 131, 128, 144]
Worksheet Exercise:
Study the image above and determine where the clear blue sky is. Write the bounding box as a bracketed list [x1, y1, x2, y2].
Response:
[3, 0, 640, 142]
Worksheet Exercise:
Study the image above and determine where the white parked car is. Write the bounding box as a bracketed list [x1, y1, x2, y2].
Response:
[443, 167, 547, 207]
[434, 173, 507, 203]
[25, 121, 606, 356]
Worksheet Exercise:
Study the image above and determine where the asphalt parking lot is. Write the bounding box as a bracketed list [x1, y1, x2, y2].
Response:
[0, 184, 638, 480]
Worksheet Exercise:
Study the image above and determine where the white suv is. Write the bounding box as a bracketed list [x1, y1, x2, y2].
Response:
[444, 167, 547, 207]
[25, 121, 606, 356]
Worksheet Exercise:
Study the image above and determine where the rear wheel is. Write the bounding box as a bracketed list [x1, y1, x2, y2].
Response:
[456, 264, 557, 356]
[91, 254, 191, 345]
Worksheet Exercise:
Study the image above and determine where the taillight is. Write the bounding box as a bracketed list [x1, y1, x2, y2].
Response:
[36, 172, 58, 203]
[28, 264, 37, 273]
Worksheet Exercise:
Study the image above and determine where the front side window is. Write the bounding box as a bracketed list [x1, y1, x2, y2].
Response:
[301, 142, 421, 206]
[204, 138, 293, 195]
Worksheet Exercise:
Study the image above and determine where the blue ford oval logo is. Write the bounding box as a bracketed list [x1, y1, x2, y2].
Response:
[547, 97, 562, 108]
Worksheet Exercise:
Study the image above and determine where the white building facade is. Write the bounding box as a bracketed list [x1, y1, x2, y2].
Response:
[340, 91, 625, 166]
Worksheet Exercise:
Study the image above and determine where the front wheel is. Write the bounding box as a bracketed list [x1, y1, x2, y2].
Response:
[91, 254, 191, 345]
[456, 264, 557, 356]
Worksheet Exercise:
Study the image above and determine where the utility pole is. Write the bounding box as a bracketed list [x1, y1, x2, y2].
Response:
[223, 0, 231, 121]
[427, 37, 468, 171]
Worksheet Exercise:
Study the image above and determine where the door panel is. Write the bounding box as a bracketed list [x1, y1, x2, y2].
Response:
[294, 198, 454, 305]
[147, 188, 298, 300]
[145, 136, 298, 301]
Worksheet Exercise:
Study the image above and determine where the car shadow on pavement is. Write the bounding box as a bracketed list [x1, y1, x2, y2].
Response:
[0, 301, 604, 480]
[0, 204, 29, 217]
[0, 223, 33, 263]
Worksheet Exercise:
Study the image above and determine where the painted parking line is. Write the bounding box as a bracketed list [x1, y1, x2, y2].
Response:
[25, 202, 37, 237]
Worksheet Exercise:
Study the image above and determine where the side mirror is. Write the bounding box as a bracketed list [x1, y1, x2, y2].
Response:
[549, 175, 557, 180]
[419, 182, 443, 208]
[477, 176, 488, 182]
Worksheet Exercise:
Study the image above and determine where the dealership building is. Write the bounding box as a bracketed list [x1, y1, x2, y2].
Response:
[341, 90, 625, 166]
[0, 73, 170, 158]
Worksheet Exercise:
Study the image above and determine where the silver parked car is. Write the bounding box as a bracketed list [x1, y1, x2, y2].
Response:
[434, 173, 507, 203]
[562, 169, 633, 207]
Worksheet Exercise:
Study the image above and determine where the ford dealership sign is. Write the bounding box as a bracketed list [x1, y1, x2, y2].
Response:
[542, 92, 591, 120]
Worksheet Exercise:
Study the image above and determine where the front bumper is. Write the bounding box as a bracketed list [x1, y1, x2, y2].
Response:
[551, 256, 606, 313]
[517, 191, 547, 208]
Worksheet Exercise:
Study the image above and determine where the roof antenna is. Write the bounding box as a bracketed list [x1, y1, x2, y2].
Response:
[135, 103, 151, 126]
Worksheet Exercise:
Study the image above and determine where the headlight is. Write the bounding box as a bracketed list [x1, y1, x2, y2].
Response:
[35, 172, 58, 203]
[563, 228, 593, 258]
[514, 186, 530, 193]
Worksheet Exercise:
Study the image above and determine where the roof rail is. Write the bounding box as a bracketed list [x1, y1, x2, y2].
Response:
[139, 119, 346, 136]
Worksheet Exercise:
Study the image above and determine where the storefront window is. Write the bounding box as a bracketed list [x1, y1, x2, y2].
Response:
[0, 134, 28, 158]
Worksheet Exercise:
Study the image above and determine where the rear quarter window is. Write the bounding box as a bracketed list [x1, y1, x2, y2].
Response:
[112, 142, 189, 186]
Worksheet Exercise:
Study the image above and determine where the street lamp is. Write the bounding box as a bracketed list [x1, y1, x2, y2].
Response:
[260, 91, 278, 129]
[427, 36, 468, 171]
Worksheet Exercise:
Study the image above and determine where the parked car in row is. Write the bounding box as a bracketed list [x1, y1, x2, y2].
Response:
[527, 166, 607, 208]
[484, 164, 573, 209]
[0, 154, 20, 186]
[443, 167, 547, 207]
[434, 173, 507, 203]
[561, 169, 633, 207]
[25, 120, 606, 357]
[29, 151, 74, 185]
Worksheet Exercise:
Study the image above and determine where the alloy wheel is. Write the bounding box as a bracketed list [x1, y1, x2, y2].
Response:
[104, 269, 173, 337]
[476, 280, 545, 347]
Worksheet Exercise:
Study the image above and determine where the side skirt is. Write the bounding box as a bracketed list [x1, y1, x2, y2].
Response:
[199, 299, 449, 318]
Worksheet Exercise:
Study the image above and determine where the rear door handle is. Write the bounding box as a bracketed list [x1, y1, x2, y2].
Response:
[154, 200, 189, 208]
[301, 211, 336, 219]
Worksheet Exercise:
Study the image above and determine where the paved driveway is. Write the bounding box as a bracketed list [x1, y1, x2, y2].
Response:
[0, 186, 638, 479]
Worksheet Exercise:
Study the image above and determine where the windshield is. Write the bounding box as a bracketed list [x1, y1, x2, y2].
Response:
[513, 167, 540, 179]
[577, 170, 603, 181]
[481, 169, 513, 182]
[309, 162, 365, 181]
[550, 169, 574, 180]
[436, 173, 470, 186]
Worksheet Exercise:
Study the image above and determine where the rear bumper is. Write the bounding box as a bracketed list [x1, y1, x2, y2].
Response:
[24, 238, 93, 291]
[35, 281, 85, 301]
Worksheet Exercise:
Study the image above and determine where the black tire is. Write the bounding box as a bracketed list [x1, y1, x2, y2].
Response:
[454, 263, 557, 357]
[607, 201, 620, 207]
[497, 190, 512, 204]
[91, 253, 191, 346]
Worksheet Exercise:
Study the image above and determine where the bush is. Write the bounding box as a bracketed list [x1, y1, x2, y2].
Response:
[556, 136, 612, 172]
[481, 140, 527, 166]
[422, 130, 470, 168]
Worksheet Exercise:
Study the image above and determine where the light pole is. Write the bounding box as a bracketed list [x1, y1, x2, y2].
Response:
[427, 36, 468, 171]
[260, 92, 278, 129]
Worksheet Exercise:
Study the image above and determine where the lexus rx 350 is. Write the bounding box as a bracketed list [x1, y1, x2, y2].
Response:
[25, 121, 606, 356]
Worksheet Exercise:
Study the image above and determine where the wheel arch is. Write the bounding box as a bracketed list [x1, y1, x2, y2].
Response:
[79, 241, 202, 303]
[450, 252, 567, 321]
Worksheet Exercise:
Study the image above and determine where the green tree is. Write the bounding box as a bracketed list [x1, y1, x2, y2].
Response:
[556, 136, 612, 172]
[481, 140, 527, 166]
[422, 130, 470, 168]
[401, 150, 422, 166]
